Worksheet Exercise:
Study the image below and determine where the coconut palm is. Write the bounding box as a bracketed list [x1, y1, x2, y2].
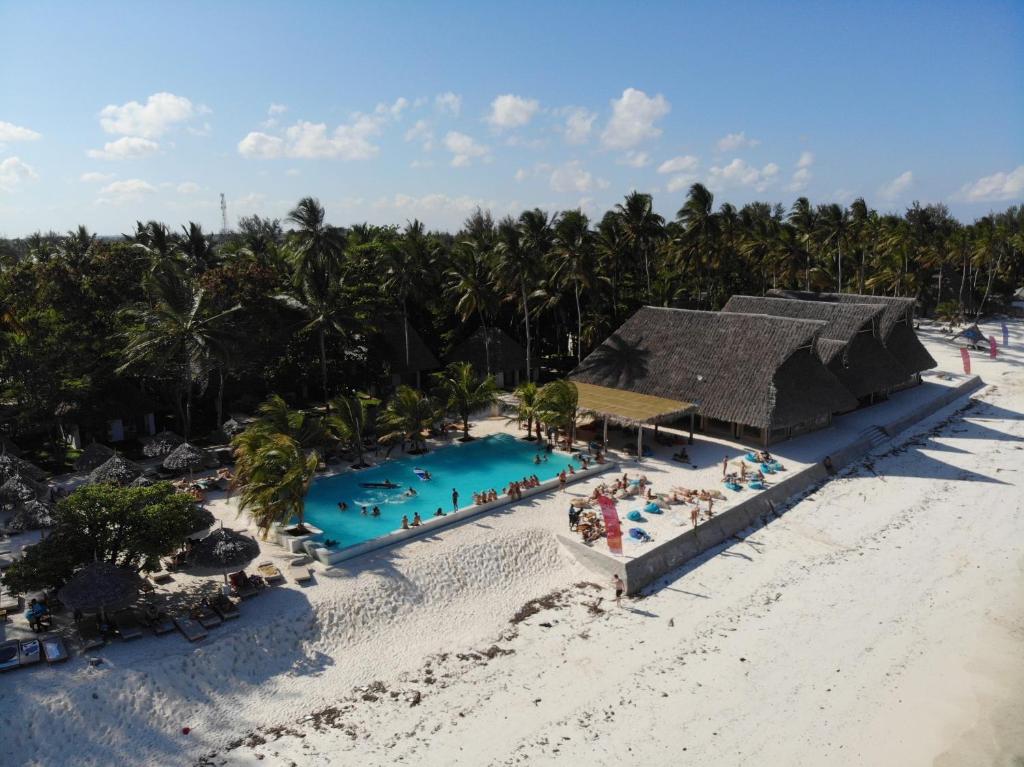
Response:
[327, 393, 376, 468]
[511, 381, 541, 440]
[382, 220, 436, 368]
[285, 196, 345, 286]
[493, 211, 546, 382]
[615, 191, 665, 302]
[551, 209, 595, 363]
[234, 433, 319, 538]
[675, 183, 719, 305]
[447, 238, 498, 374]
[433, 361, 498, 441]
[537, 379, 579, 444]
[376, 385, 436, 453]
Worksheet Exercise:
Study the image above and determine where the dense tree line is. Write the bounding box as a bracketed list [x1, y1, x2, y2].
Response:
[1, 185, 1021, 462]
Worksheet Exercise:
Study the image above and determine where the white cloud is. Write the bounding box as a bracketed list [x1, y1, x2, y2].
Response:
[666, 174, 699, 193]
[376, 192, 497, 217]
[96, 178, 156, 205]
[375, 97, 408, 119]
[435, 92, 462, 116]
[0, 156, 38, 191]
[514, 168, 528, 182]
[79, 171, 115, 183]
[797, 151, 814, 168]
[0, 121, 41, 143]
[785, 152, 815, 192]
[549, 161, 607, 193]
[955, 165, 1024, 202]
[487, 94, 540, 130]
[879, 170, 913, 201]
[601, 88, 670, 150]
[443, 131, 489, 167]
[238, 131, 284, 159]
[657, 155, 699, 174]
[86, 136, 160, 160]
[404, 119, 434, 150]
[708, 158, 780, 191]
[177, 181, 200, 194]
[99, 92, 203, 138]
[268, 103, 288, 115]
[563, 107, 596, 145]
[716, 131, 761, 152]
[285, 168, 301, 177]
[619, 150, 650, 168]
[285, 118, 380, 160]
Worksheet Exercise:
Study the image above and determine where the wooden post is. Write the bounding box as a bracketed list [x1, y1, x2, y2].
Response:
[689, 411, 695, 445]
[602, 416, 608, 447]
[636, 425, 643, 462]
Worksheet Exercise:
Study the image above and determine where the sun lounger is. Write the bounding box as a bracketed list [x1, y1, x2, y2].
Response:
[256, 561, 284, 584]
[192, 604, 222, 629]
[0, 640, 21, 672]
[19, 638, 41, 667]
[41, 635, 69, 663]
[210, 595, 239, 620]
[288, 557, 313, 584]
[113, 609, 144, 641]
[77, 616, 106, 652]
[228, 570, 259, 599]
[173, 616, 207, 642]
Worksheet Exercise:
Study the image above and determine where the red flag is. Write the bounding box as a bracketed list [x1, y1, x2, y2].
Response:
[597, 495, 622, 555]
[960, 347, 971, 374]
[989, 336, 997, 358]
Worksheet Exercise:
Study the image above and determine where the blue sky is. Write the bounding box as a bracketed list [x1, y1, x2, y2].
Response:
[1, 0, 1022, 236]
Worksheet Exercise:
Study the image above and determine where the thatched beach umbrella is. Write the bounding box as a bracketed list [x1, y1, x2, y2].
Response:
[188, 506, 216, 538]
[128, 475, 155, 488]
[162, 442, 207, 474]
[7, 499, 56, 533]
[221, 419, 245, 437]
[58, 561, 144, 616]
[0, 474, 48, 504]
[142, 430, 185, 458]
[190, 527, 259, 570]
[88, 455, 142, 486]
[0, 453, 46, 484]
[73, 442, 115, 472]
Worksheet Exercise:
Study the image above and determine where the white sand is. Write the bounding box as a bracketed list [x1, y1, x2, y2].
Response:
[1, 319, 1022, 766]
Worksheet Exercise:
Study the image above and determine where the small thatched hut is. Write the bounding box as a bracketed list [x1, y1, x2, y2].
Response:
[572, 306, 857, 445]
[379, 319, 441, 389]
[0, 474, 49, 504]
[722, 296, 908, 404]
[447, 327, 528, 388]
[88, 454, 142, 486]
[142, 430, 185, 458]
[74, 442, 116, 472]
[0, 453, 47, 484]
[7, 499, 56, 533]
[162, 442, 208, 474]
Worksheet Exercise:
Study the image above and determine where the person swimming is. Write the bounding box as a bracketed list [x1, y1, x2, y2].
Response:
[405, 486, 418, 497]
[372, 506, 381, 517]
[361, 505, 368, 515]
[337, 501, 348, 511]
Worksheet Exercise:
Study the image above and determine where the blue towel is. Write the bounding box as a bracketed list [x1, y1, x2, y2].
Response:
[628, 527, 652, 542]
[626, 510, 645, 522]
[725, 481, 742, 491]
[644, 501, 663, 514]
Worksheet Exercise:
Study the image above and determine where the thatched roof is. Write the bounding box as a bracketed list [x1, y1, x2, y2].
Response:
[58, 561, 144, 612]
[142, 430, 185, 458]
[0, 435, 21, 456]
[221, 418, 245, 437]
[74, 442, 115, 472]
[380, 319, 440, 375]
[722, 296, 909, 398]
[7, 500, 56, 533]
[189, 506, 216, 537]
[571, 306, 857, 431]
[766, 290, 936, 375]
[0, 474, 48, 504]
[447, 327, 526, 375]
[575, 382, 696, 425]
[190, 527, 260, 569]
[88, 454, 142, 486]
[162, 442, 207, 472]
[0, 453, 46, 483]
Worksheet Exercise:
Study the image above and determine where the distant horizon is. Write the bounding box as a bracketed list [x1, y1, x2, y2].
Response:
[1, 0, 1022, 236]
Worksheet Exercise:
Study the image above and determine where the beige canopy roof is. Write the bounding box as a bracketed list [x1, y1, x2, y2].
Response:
[574, 381, 697, 425]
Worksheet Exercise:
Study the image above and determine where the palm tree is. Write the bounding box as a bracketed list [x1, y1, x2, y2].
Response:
[616, 191, 665, 302]
[382, 220, 435, 369]
[511, 381, 541, 440]
[448, 238, 497, 374]
[377, 385, 436, 453]
[537, 379, 579, 444]
[285, 197, 345, 287]
[433, 361, 498, 441]
[327, 393, 376, 468]
[179, 222, 220, 275]
[551, 209, 595, 363]
[787, 197, 818, 290]
[233, 432, 319, 538]
[676, 183, 719, 305]
[817, 203, 849, 292]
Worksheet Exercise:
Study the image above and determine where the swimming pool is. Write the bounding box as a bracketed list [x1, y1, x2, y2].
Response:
[303, 434, 578, 549]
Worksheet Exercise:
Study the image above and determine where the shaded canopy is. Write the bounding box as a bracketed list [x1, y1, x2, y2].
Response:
[73, 442, 115, 472]
[142, 430, 185, 458]
[0, 453, 47, 484]
[190, 527, 260, 569]
[57, 561, 144, 612]
[188, 506, 216, 537]
[7, 499, 56, 533]
[574, 381, 696, 426]
[162, 442, 207, 472]
[88, 455, 143, 486]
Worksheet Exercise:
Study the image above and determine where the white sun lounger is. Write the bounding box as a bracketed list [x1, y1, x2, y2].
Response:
[0, 640, 21, 672]
[288, 558, 313, 584]
[19, 639, 41, 667]
[173, 617, 207, 642]
[41, 635, 69, 663]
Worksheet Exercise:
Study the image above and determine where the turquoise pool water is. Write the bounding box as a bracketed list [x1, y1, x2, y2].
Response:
[303, 434, 578, 549]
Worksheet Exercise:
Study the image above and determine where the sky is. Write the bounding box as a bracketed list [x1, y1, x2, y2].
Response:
[1, 0, 1022, 237]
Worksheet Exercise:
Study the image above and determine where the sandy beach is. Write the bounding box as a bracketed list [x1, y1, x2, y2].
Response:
[1, 320, 1022, 767]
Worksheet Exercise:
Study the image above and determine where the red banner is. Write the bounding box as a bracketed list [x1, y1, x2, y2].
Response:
[989, 336, 997, 358]
[960, 347, 971, 374]
[597, 495, 622, 555]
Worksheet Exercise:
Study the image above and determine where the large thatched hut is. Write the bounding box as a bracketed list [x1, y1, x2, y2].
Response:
[446, 327, 528, 388]
[379, 319, 440, 389]
[722, 296, 908, 404]
[571, 306, 856, 445]
[766, 290, 936, 384]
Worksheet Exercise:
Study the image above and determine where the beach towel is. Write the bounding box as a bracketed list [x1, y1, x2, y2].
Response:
[628, 527, 652, 542]
[644, 501, 663, 514]
[745, 452, 759, 463]
[749, 481, 766, 490]
[725, 481, 742, 492]
[626, 510, 645, 522]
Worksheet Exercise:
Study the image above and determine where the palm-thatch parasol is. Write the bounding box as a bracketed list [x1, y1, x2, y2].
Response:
[162, 442, 207, 474]
[188, 506, 216, 537]
[0, 474, 48, 504]
[128, 475, 155, 488]
[190, 527, 260, 569]
[88, 454, 142, 486]
[0, 453, 47, 483]
[7, 499, 56, 533]
[73, 442, 115, 472]
[57, 561, 144, 615]
[221, 419, 245, 437]
[142, 430, 185, 458]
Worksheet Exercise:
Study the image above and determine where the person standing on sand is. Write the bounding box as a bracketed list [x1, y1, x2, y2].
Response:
[690, 505, 699, 527]
[452, 488, 459, 511]
[559, 470, 567, 491]
[722, 455, 729, 478]
[613, 574, 625, 605]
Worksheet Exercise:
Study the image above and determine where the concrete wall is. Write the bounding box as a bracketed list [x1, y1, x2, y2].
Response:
[566, 375, 983, 595]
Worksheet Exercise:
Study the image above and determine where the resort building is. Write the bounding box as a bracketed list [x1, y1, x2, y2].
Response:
[767, 290, 937, 386]
[379, 319, 440, 389]
[446, 327, 530, 388]
[721, 295, 908, 405]
[571, 306, 857, 445]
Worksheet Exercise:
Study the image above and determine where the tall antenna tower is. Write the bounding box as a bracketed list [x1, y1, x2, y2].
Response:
[220, 193, 228, 233]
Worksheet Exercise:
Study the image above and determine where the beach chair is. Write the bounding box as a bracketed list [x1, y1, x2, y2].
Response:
[19, 638, 42, 667]
[41, 635, 69, 664]
[210, 594, 239, 620]
[0, 640, 20, 672]
[173, 616, 207, 642]
[256, 561, 284, 584]
[287, 557, 313, 584]
[191, 604, 222, 629]
[228, 570, 259, 599]
[113, 609, 144, 641]
[144, 608, 176, 636]
[77, 616, 106, 652]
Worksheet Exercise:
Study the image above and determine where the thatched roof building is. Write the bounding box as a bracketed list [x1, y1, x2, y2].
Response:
[446, 327, 527, 387]
[379, 319, 440, 387]
[767, 290, 936, 377]
[74, 442, 116, 472]
[571, 307, 856, 444]
[722, 296, 908, 401]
